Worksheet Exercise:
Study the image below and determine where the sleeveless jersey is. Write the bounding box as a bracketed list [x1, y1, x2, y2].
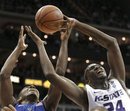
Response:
[85, 79, 130, 111]
[15, 101, 46, 111]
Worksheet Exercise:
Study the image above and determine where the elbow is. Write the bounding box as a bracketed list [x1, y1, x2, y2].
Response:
[107, 37, 118, 50]
[0, 68, 8, 76]
[55, 67, 65, 76]
[0, 72, 5, 78]
[45, 73, 56, 82]
[0, 70, 10, 79]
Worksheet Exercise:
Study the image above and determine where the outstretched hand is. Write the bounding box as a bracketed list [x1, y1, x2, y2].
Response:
[63, 15, 76, 27]
[55, 15, 75, 33]
[17, 26, 28, 50]
[60, 17, 74, 41]
[25, 26, 44, 46]
[1, 104, 16, 111]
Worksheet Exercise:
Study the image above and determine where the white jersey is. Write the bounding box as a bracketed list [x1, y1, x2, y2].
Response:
[85, 79, 130, 111]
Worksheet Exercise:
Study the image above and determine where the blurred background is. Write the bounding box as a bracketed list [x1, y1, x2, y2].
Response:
[0, 0, 130, 110]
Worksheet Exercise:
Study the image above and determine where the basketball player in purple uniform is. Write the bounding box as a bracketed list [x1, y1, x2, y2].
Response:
[28, 16, 130, 111]
[0, 24, 72, 111]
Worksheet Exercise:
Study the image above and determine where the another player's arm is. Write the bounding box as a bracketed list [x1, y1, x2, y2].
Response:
[73, 19, 125, 82]
[43, 27, 72, 110]
[1, 104, 16, 111]
[0, 26, 28, 106]
[25, 26, 87, 108]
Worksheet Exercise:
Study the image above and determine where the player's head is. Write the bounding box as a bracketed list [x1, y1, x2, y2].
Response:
[18, 85, 40, 103]
[84, 63, 107, 83]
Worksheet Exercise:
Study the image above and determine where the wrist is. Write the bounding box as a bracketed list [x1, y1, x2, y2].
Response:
[15, 46, 23, 52]
[37, 40, 45, 46]
[61, 39, 68, 43]
[68, 18, 76, 27]
[72, 18, 77, 27]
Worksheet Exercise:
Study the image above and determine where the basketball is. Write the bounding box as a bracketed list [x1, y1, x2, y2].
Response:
[35, 5, 63, 34]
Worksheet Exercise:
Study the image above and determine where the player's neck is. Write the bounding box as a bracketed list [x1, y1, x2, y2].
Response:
[90, 79, 109, 89]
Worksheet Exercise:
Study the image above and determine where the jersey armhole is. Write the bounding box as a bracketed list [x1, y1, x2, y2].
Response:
[41, 100, 48, 111]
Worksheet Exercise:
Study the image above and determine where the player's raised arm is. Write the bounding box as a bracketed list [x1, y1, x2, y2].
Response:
[25, 26, 87, 108]
[43, 24, 72, 110]
[0, 26, 28, 106]
[71, 18, 125, 82]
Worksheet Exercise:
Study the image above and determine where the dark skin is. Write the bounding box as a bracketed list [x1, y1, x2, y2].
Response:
[0, 25, 72, 111]
[1, 104, 16, 111]
[73, 19, 128, 91]
[90, 106, 108, 111]
[84, 63, 109, 89]
[0, 26, 28, 106]
[30, 17, 129, 111]
[25, 25, 72, 110]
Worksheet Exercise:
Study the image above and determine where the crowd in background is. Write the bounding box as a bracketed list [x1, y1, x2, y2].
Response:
[0, 0, 130, 29]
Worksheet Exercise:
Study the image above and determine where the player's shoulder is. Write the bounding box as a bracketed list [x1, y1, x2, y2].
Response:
[108, 77, 122, 82]
[108, 78, 120, 84]
[108, 77, 127, 89]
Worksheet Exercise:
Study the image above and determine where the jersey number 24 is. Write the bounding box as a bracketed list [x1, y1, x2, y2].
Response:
[103, 100, 125, 111]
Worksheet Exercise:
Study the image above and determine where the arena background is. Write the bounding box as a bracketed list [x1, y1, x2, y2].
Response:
[0, 0, 130, 110]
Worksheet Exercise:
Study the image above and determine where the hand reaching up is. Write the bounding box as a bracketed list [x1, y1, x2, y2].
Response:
[17, 26, 28, 51]
[25, 26, 44, 46]
[60, 17, 73, 41]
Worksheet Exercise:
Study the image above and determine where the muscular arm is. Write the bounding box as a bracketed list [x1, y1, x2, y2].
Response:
[25, 26, 87, 108]
[0, 26, 27, 106]
[0, 47, 22, 106]
[43, 33, 69, 110]
[74, 20, 125, 82]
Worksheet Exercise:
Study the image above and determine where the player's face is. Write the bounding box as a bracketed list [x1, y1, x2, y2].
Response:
[19, 85, 39, 102]
[85, 63, 107, 81]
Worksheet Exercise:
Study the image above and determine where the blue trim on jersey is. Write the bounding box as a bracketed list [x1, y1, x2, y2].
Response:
[15, 102, 46, 111]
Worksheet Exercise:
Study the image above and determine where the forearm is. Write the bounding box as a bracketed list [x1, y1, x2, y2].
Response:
[0, 46, 21, 106]
[55, 40, 68, 76]
[44, 85, 62, 110]
[0, 46, 22, 77]
[37, 44, 56, 77]
[44, 38, 68, 109]
[0, 78, 15, 106]
[74, 20, 116, 49]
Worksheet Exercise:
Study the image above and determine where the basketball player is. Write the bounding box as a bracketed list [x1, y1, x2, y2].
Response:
[27, 15, 130, 111]
[0, 25, 72, 111]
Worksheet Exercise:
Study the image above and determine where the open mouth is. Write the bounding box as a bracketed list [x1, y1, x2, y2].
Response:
[96, 70, 106, 78]
[97, 70, 103, 74]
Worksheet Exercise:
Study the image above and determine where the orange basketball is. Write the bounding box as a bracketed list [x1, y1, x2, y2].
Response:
[35, 5, 63, 34]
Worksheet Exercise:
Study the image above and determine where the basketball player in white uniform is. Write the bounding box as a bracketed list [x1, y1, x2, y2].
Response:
[20, 16, 130, 111]
[72, 18, 130, 111]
